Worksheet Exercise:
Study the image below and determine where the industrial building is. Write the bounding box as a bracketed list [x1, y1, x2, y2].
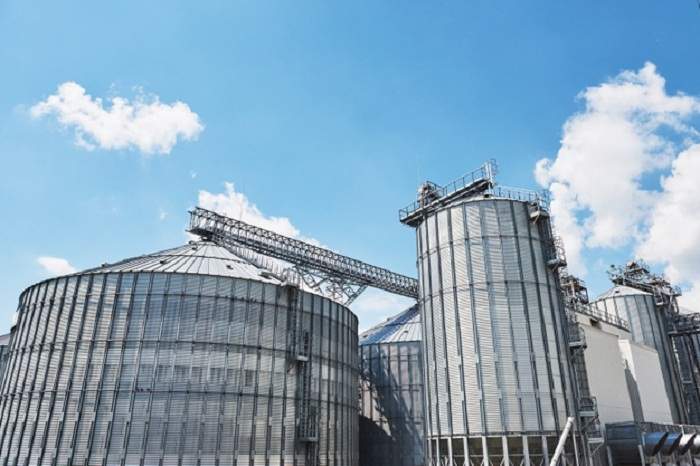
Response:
[0, 161, 699, 465]
[592, 285, 684, 424]
[563, 263, 700, 465]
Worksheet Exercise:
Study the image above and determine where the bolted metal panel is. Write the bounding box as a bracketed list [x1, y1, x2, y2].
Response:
[592, 286, 686, 424]
[358, 306, 425, 466]
[414, 197, 574, 465]
[0, 242, 359, 466]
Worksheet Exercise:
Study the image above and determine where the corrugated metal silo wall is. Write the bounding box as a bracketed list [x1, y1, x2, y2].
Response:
[592, 293, 686, 424]
[0, 271, 358, 466]
[673, 330, 700, 424]
[0, 345, 8, 385]
[416, 198, 574, 465]
[359, 341, 425, 466]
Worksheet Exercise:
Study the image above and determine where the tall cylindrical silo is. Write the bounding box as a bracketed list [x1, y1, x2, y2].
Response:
[358, 305, 425, 466]
[592, 286, 686, 424]
[0, 241, 358, 466]
[407, 193, 575, 466]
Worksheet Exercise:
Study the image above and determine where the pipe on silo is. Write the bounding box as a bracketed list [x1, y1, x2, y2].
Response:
[677, 433, 696, 455]
[659, 432, 682, 455]
[642, 432, 668, 457]
[548, 417, 574, 466]
[689, 435, 700, 455]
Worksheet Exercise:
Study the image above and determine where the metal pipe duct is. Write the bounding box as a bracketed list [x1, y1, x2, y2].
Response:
[608, 430, 667, 464]
[690, 435, 700, 455]
[659, 432, 682, 455]
[642, 432, 668, 457]
[677, 433, 697, 455]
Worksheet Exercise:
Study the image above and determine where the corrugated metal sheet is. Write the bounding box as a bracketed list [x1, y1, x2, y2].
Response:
[414, 197, 574, 466]
[0, 243, 359, 466]
[596, 285, 652, 300]
[79, 241, 283, 284]
[359, 305, 421, 345]
[359, 307, 425, 466]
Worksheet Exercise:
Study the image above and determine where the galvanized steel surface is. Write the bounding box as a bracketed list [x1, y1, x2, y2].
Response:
[0, 242, 359, 466]
[0, 334, 9, 388]
[413, 197, 574, 464]
[359, 306, 425, 466]
[359, 306, 421, 345]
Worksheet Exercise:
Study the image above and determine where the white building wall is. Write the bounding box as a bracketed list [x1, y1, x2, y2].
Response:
[580, 322, 635, 425]
[618, 339, 674, 424]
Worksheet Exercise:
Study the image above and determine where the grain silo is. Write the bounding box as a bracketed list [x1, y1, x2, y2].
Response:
[0, 241, 359, 466]
[358, 305, 425, 466]
[592, 285, 686, 424]
[400, 164, 577, 465]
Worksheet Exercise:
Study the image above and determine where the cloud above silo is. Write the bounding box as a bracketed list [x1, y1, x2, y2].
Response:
[198, 182, 305, 240]
[30, 82, 204, 155]
[352, 288, 416, 332]
[37, 256, 77, 276]
[535, 62, 700, 308]
[197, 182, 413, 321]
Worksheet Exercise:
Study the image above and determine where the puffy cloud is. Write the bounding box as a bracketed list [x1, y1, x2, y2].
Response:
[198, 182, 304, 239]
[37, 256, 77, 276]
[351, 288, 416, 332]
[30, 82, 203, 155]
[535, 63, 700, 292]
[636, 146, 700, 309]
[197, 183, 417, 320]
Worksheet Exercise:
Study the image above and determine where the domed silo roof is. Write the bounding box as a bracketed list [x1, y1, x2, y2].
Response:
[595, 285, 653, 300]
[359, 304, 421, 345]
[78, 240, 283, 283]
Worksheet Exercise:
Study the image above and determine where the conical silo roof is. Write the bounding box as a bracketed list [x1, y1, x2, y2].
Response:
[359, 305, 421, 345]
[78, 240, 284, 284]
[595, 285, 652, 301]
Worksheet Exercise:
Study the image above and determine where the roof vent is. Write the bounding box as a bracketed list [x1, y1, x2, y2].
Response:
[160, 259, 169, 265]
[226, 264, 234, 270]
[101, 263, 109, 267]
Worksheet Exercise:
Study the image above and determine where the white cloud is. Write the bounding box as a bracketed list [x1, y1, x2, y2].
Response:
[197, 183, 416, 320]
[190, 170, 198, 179]
[37, 256, 77, 276]
[535, 62, 700, 308]
[636, 145, 700, 309]
[198, 182, 307, 240]
[158, 209, 168, 221]
[350, 288, 416, 332]
[30, 82, 203, 155]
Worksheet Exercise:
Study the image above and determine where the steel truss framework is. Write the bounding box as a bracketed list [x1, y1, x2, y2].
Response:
[608, 260, 682, 304]
[188, 207, 419, 305]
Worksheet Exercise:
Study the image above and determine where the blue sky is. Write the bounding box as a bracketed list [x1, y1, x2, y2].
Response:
[1, 1, 700, 333]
